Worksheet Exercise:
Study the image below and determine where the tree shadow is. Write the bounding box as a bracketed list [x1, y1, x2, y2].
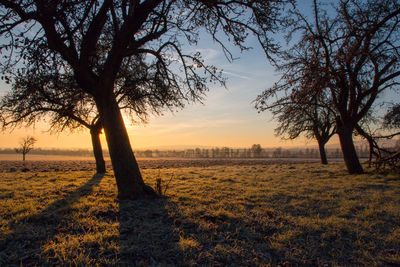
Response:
[1, 171, 373, 265]
[118, 196, 282, 266]
[118, 197, 183, 265]
[117, 193, 376, 266]
[0, 173, 104, 265]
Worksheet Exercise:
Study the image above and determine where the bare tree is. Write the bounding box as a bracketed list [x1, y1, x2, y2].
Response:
[315, 0, 400, 173]
[260, 0, 400, 173]
[355, 104, 400, 169]
[255, 9, 337, 165]
[0, 0, 288, 199]
[256, 90, 336, 164]
[1, 70, 107, 173]
[0, 55, 189, 174]
[15, 136, 37, 161]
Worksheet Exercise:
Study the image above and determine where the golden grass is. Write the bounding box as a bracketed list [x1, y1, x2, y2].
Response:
[0, 162, 399, 266]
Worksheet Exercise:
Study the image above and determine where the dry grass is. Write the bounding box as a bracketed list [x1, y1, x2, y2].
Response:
[0, 162, 399, 266]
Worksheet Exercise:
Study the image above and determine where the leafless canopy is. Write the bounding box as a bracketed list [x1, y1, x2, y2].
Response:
[15, 135, 37, 161]
[256, 0, 400, 173]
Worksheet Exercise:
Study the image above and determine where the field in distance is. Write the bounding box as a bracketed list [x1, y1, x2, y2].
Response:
[0, 161, 399, 265]
[0, 157, 325, 172]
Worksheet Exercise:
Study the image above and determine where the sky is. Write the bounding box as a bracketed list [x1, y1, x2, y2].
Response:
[0, 37, 302, 150]
[0, 32, 317, 150]
[0, 1, 369, 150]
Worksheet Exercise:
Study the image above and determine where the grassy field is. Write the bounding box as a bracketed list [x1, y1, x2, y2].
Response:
[0, 162, 399, 266]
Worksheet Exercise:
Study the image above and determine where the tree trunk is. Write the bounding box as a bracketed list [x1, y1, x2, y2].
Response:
[317, 139, 328, 165]
[337, 125, 363, 174]
[90, 127, 106, 174]
[95, 95, 155, 199]
[22, 153, 25, 161]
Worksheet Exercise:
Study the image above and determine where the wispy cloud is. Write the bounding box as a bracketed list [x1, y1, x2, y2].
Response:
[221, 70, 251, 80]
[189, 48, 221, 61]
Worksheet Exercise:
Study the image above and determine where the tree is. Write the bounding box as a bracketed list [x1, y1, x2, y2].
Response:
[15, 136, 37, 161]
[143, 150, 153, 158]
[319, 0, 400, 173]
[251, 144, 262, 157]
[0, 1, 287, 199]
[1, 70, 107, 173]
[256, 86, 336, 164]
[354, 105, 400, 167]
[0, 53, 189, 174]
[262, 0, 400, 173]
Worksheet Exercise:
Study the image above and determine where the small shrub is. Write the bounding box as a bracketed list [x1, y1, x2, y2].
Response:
[154, 172, 173, 195]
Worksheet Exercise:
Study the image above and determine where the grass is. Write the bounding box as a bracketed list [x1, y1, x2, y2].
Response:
[0, 162, 399, 266]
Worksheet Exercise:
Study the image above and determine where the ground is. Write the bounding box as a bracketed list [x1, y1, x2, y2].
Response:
[0, 160, 399, 266]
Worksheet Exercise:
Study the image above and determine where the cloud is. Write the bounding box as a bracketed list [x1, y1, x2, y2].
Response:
[221, 70, 251, 80]
[188, 48, 221, 62]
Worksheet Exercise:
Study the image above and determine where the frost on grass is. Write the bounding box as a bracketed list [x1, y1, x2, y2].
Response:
[0, 162, 399, 265]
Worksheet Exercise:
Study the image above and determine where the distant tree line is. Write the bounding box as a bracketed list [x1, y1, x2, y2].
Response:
[134, 145, 372, 159]
[3, 143, 393, 160]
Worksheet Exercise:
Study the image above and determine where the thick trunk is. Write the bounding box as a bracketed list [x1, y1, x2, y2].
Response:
[337, 125, 363, 174]
[95, 95, 155, 199]
[317, 140, 328, 165]
[90, 128, 106, 174]
[22, 153, 25, 161]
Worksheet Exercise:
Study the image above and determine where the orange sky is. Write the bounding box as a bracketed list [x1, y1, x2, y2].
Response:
[0, 120, 314, 149]
[0, 98, 335, 150]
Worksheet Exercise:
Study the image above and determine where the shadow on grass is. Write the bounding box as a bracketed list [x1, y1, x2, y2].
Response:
[4, 168, 395, 265]
[0, 173, 104, 265]
[245, 188, 399, 265]
[118, 197, 183, 265]
[117, 197, 281, 266]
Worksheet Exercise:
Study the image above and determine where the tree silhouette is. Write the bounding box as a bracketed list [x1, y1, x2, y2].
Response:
[251, 144, 262, 157]
[256, 84, 336, 164]
[354, 105, 400, 168]
[260, 0, 400, 173]
[1, 70, 106, 173]
[0, 0, 287, 199]
[15, 136, 37, 161]
[0, 54, 193, 174]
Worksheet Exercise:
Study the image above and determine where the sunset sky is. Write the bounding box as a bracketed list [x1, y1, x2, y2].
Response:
[0, 33, 313, 150]
[0, 1, 388, 151]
